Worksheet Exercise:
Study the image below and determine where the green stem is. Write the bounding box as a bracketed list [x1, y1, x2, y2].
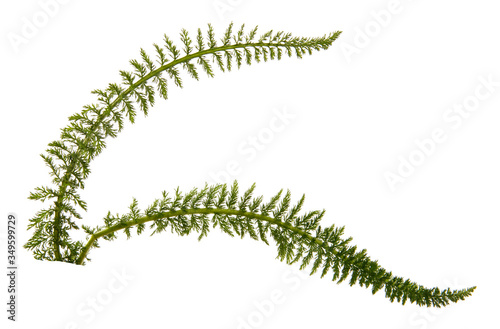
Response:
[75, 208, 326, 265]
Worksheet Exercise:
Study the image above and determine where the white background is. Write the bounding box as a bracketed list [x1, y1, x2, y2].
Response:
[1, 0, 499, 328]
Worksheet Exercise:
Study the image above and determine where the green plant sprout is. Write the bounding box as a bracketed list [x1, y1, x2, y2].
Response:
[25, 23, 475, 308]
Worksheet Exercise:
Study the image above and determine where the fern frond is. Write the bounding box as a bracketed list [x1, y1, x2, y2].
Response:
[75, 182, 476, 307]
[25, 23, 340, 263]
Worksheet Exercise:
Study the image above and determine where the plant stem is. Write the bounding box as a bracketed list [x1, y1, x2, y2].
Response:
[75, 208, 327, 265]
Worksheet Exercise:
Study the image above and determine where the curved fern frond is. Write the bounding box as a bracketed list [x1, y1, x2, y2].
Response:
[77, 182, 475, 307]
[24, 23, 341, 263]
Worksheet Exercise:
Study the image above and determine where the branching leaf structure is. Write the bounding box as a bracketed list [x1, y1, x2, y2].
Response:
[25, 23, 475, 308]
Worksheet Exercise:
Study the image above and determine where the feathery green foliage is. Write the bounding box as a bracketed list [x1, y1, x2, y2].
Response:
[24, 23, 475, 308]
[77, 182, 475, 307]
[25, 23, 341, 263]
